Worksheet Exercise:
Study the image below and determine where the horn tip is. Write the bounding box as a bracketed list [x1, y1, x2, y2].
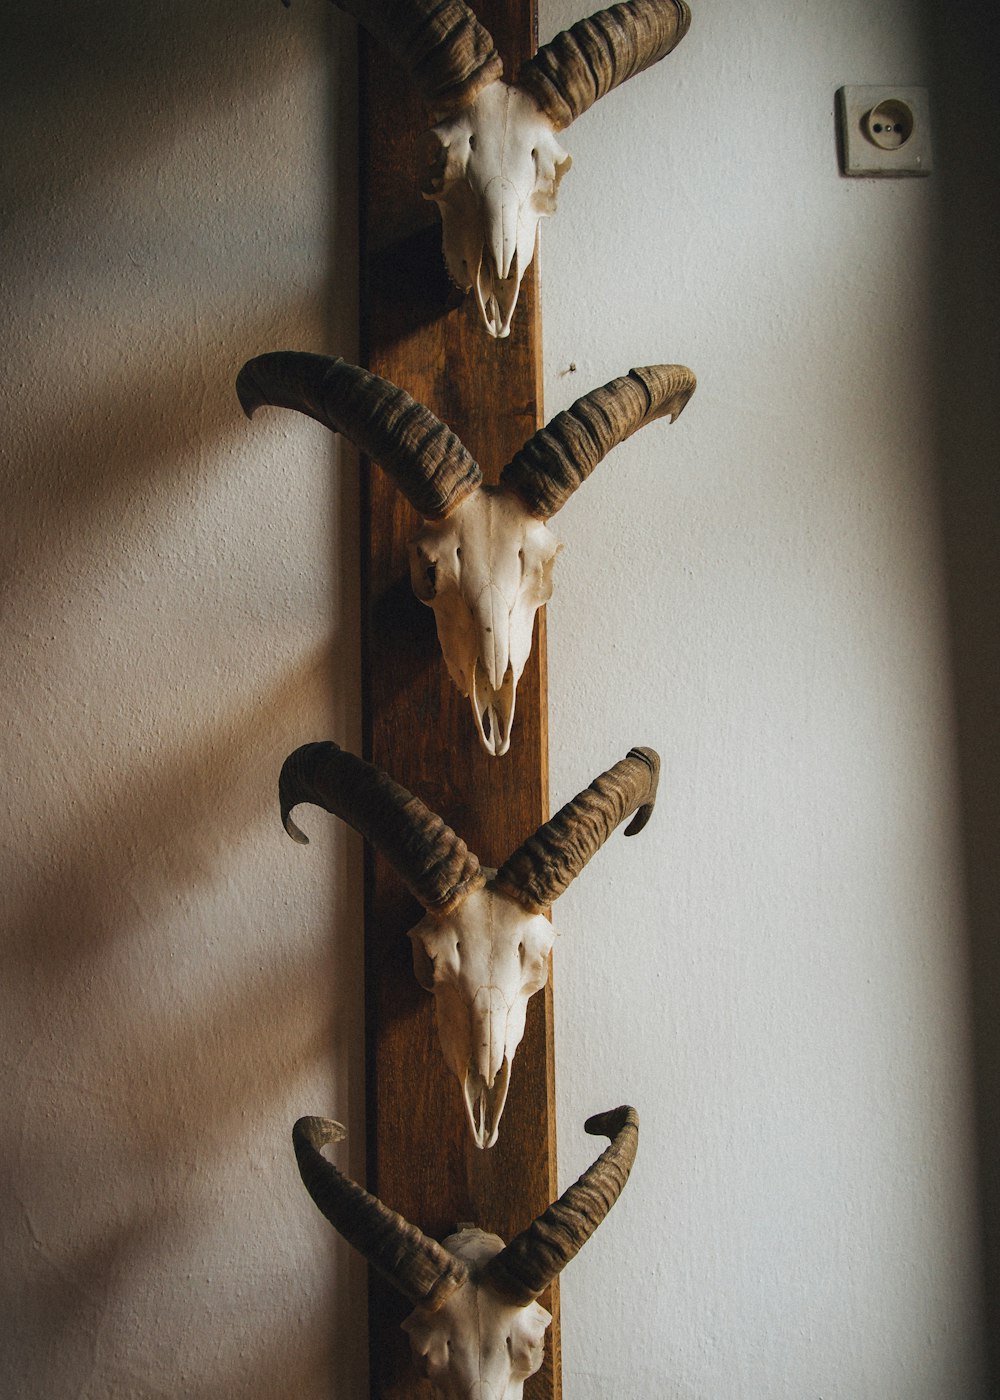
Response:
[293, 1116, 347, 1151]
[624, 804, 654, 837]
[278, 741, 344, 842]
[584, 1105, 638, 1140]
[668, 373, 697, 421]
[631, 365, 697, 422]
[282, 809, 310, 845]
[624, 747, 660, 835]
[235, 361, 264, 419]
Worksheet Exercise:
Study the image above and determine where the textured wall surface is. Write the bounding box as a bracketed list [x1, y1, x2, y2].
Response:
[0, 0, 994, 1397]
[538, 0, 990, 1396]
[0, 3, 367, 1396]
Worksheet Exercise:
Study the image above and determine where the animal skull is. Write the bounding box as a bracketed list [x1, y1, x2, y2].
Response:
[237, 353, 695, 756]
[423, 82, 571, 338]
[293, 1106, 639, 1396]
[409, 885, 554, 1148]
[280, 742, 659, 1146]
[401, 1229, 552, 1399]
[327, 0, 692, 337]
[409, 487, 562, 754]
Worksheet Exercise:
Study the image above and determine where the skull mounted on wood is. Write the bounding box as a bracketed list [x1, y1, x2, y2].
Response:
[280, 742, 659, 1146]
[293, 1106, 638, 1396]
[237, 352, 695, 755]
[321, 0, 691, 336]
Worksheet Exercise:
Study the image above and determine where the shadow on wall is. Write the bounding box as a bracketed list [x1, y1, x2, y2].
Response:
[0, 295, 330, 597]
[2, 643, 338, 980]
[930, 0, 1000, 1386]
[0, 646, 365, 1395]
[1, 0, 309, 218]
[0, 1, 366, 1396]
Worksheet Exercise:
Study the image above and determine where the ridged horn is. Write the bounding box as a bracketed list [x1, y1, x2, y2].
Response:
[518, 0, 691, 131]
[293, 1116, 469, 1309]
[493, 747, 659, 913]
[237, 352, 482, 521]
[499, 364, 695, 520]
[331, 0, 503, 118]
[481, 1106, 639, 1304]
[280, 742, 485, 916]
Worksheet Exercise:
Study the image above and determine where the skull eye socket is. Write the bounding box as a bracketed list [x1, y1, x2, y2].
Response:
[421, 134, 450, 196]
[409, 544, 441, 602]
[537, 549, 559, 602]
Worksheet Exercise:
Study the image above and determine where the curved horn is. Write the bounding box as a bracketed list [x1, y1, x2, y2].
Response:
[499, 364, 695, 520]
[237, 352, 482, 521]
[293, 1116, 469, 1309]
[518, 0, 691, 131]
[280, 742, 485, 916]
[481, 1106, 639, 1304]
[331, 0, 503, 118]
[493, 747, 659, 913]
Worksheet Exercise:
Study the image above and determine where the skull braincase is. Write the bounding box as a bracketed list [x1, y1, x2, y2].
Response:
[409, 486, 562, 758]
[402, 1229, 551, 1400]
[424, 81, 571, 339]
[410, 886, 553, 1149]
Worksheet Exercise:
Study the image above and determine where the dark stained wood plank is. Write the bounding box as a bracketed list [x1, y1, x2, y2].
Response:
[357, 3, 560, 1396]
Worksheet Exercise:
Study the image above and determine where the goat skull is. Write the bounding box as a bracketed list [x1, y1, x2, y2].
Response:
[237, 353, 695, 755]
[280, 742, 659, 1146]
[423, 82, 571, 338]
[328, 0, 691, 337]
[409, 487, 562, 754]
[293, 1107, 638, 1396]
[401, 1229, 552, 1399]
[409, 885, 554, 1147]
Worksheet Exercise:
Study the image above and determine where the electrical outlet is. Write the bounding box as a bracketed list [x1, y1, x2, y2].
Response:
[837, 86, 932, 177]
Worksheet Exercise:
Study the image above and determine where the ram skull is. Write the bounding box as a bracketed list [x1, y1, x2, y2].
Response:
[280, 741, 659, 1147]
[325, 0, 691, 337]
[293, 1106, 638, 1397]
[237, 352, 695, 755]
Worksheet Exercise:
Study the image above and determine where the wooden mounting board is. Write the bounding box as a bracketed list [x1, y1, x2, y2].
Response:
[357, 3, 561, 1396]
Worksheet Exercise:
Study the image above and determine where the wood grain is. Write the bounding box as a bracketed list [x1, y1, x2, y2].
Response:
[357, 3, 560, 1396]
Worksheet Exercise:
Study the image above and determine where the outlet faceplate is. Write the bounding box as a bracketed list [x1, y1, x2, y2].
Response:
[837, 86, 933, 177]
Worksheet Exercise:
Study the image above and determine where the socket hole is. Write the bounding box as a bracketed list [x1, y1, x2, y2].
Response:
[864, 99, 914, 150]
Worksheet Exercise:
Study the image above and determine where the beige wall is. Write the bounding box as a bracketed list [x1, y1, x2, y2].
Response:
[1, 0, 994, 1397]
[1, 3, 368, 1395]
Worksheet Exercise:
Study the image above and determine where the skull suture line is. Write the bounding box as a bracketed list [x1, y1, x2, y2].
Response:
[321, 0, 691, 337]
[279, 742, 659, 1147]
[293, 1106, 638, 1398]
[237, 353, 695, 756]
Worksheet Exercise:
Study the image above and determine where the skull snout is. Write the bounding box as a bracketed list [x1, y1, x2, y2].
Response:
[465, 1378, 501, 1400]
[475, 181, 522, 339]
[470, 661, 516, 757]
[463, 985, 513, 1149]
[471, 585, 516, 757]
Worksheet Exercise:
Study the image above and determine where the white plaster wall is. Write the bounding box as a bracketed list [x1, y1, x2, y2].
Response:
[539, 0, 988, 1395]
[0, 0, 991, 1397]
